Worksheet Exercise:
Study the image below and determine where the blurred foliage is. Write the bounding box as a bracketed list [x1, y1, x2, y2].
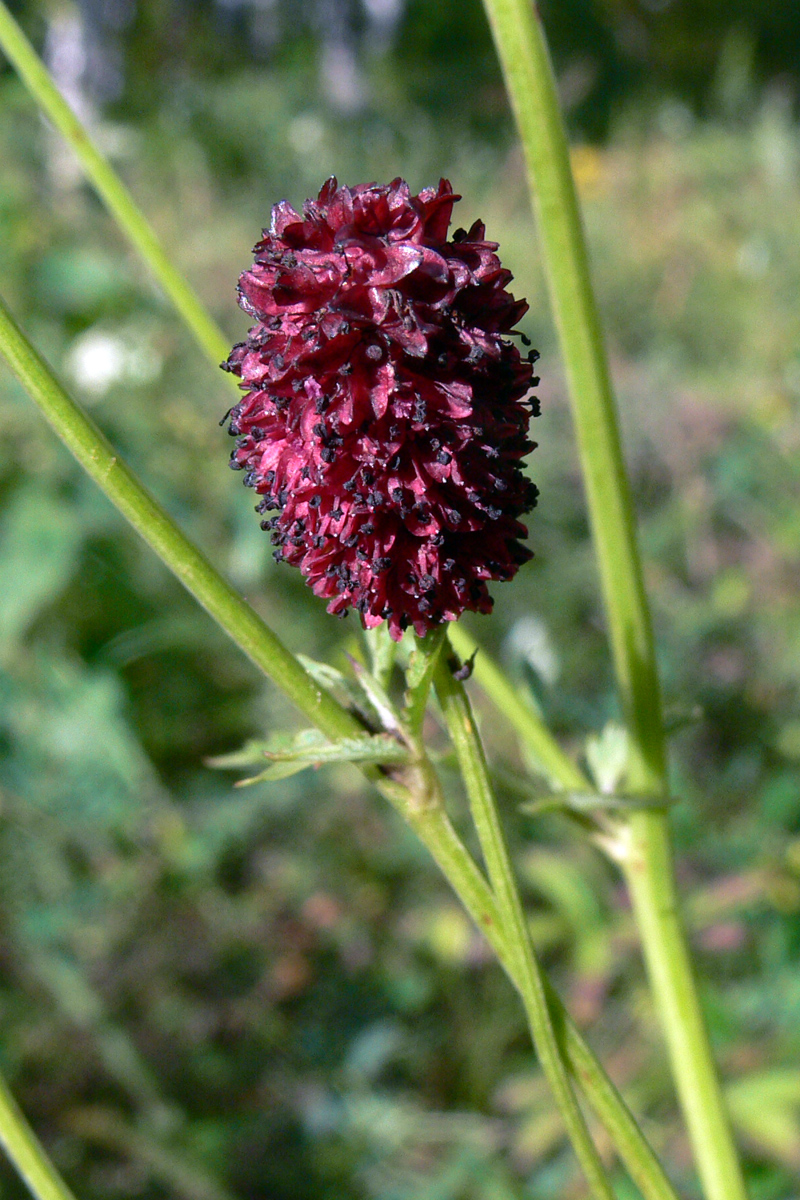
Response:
[6, 0, 800, 141]
[2, 4, 800, 1199]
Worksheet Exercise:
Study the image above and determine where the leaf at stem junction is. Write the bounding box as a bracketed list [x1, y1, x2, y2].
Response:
[208, 728, 409, 787]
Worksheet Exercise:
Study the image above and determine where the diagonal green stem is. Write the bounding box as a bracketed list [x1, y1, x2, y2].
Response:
[434, 651, 616, 1200]
[0, 2, 232, 373]
[479, 3, 747, 1199]
[0, 291, 683, 1200]
[0, 1074, 79, 1200]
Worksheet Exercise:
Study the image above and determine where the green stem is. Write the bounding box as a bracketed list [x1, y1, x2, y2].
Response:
[0, 1072, 79, 1200]
[479, 0, 663, 786]
[0, 2, 231, 373]
[434, 653, 616, 1200]
[621, 813, 746, 1200]
[0, 292, 681, 1200]
[479, 3, 747, 1198]
[0, 294, 360, 744]
[448, 623, 588, 790]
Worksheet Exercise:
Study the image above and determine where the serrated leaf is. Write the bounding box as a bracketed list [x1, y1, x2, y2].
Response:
[235, 760, 317, 786]
[206, 728, 317, 770]
[205, 739, 284, 769]
[265, 733, 408, 766]
[211, 728, 409, 787]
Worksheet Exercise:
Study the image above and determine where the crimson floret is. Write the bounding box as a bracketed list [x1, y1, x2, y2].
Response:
[222, 176, 539, 641]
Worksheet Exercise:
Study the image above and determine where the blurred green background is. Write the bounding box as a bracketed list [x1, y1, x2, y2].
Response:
[1, 1, 800, 1197]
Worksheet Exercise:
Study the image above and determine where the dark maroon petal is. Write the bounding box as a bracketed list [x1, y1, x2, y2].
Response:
[222, 178, 538, 640]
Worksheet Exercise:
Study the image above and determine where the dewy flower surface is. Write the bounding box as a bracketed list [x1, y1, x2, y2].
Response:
[222, 177, 539, 640]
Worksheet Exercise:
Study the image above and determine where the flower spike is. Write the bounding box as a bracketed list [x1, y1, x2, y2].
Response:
[223, 177, 538, 640]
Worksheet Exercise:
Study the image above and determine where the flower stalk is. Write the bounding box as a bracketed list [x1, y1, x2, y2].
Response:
[479, 2, 747, 1198]
[426, 651, 683, 1200]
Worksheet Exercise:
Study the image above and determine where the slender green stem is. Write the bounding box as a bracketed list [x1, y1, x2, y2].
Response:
[0, 291, 682, 1200]
[0, 1072, 79, 1200]
[479, 3, 747, 1198]
[448, 623, 588, 790]
[434, 653, 616, 1200]
[621, 813, 745, 1200]
[0, 2, 232, 373]
[0, 294, 360, 743]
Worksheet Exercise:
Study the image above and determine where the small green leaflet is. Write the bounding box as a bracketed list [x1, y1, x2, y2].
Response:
[208, 728, 409, 787]
[297, 654, 370, 713]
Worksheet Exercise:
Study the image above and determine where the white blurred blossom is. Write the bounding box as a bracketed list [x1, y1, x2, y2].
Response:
[66, 328, 162, 400]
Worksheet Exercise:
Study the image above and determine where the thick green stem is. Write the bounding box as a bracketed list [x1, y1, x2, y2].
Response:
[479, 3, 747, 1198]
[622, 813, 747, 1200]
[434, 655, 616, 1200]
[0, 2, 231, 373]
[0, 295, 360, 743]
[0, 1073, 79, 1200]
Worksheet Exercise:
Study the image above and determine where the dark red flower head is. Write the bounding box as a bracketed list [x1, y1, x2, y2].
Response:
[222, 177, 539, 640]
